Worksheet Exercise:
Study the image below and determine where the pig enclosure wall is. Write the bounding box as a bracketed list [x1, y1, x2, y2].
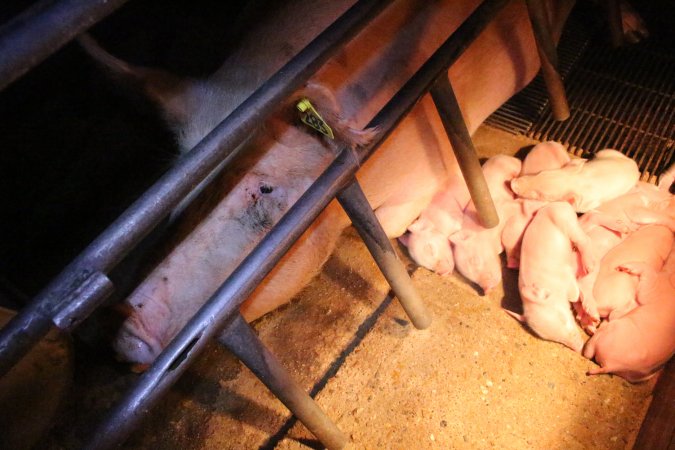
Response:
[0, 0, 672, 448]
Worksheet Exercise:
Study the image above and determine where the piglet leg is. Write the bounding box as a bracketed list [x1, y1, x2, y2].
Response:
[560, 214, 597, 276]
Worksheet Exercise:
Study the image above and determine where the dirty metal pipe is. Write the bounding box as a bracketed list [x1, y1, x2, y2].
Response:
[218, 313, 347, 450]
[84, 1, 510, 446]
[0, 0, 130, 92]
[429, 75, 499, 228]
[0, 0, 390, 378]
[525, 0, 570, 121]
[337, 182, 432, 328]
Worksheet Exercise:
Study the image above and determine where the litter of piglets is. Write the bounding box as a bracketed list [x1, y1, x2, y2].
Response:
[399, 141, 675, 383]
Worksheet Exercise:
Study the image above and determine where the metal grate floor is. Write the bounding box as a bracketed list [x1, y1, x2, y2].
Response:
[485, 1, 674, 183]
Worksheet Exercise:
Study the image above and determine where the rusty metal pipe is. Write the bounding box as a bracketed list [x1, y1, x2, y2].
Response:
[430, 75, 499, 228]
[218, 314, 347, 450]
[525, 0, 570, 121]
[337, 181, 432, 329]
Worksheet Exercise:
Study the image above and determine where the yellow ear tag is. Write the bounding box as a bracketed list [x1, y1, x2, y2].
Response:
[296, 98, 334, 139]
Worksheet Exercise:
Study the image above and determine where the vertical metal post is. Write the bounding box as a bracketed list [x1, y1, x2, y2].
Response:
[217, 314, 347, 450]
[429, 75, 499, 229]
[602, 0, 624, 47]
[337, 181, 432, 329]
[525, 0, 570, 121]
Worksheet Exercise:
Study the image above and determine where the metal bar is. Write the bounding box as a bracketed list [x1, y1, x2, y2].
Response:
[429, 75, 499, 228]
[218, 313, 347, 450]
[52, 271, 114, 331]
[337, 181, 431, 329]
[83, 1, 510, 446]
[0, 0, 130, 92]
[525, 0, 570, 121]
[355, 0, 510, 163]
[0, 0, 390, 378]
[602, 0, 624, 47]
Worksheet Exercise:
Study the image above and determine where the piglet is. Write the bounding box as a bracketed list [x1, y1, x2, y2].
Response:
[510, 149, 640, 213]
[520, 141, 570, 176]
[584, 245, 675, 383]
[500, 141, 571, 268]
[577, 224, 673, 334]
[398, 172, 471, 274]
[450, 155, 522, 294]
[501, 198, 547, 269]
[575, 186, 674, 332]
[507, 202, 595, 352]
[398, 221, 454, 275]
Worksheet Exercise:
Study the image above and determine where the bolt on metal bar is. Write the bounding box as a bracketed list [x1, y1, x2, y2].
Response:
[525, 0, 570, 121]
[218, 313, 347, 450]
[0, 0, 131, 92]
[337, 182, 432, 329]
[0, 0, 390, 378]
[83, 1, 510, 446]
[430, 75, 499, 228]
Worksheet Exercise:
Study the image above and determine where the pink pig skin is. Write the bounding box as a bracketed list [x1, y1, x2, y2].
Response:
[416, 173, 472, 237]
[581, 225, 673, 332]
[509, 202, 595, 352]
[500, 141, 570, 269]
[584, 246, 675, 383]
[450, 155, 522, 294]
[398, 221, 454, 275]
[510, 149, 640, 213]
[520, 141, 570, 176]
[501, 199, 547, 269]
[574, 218, 626, 333]
[659, 161, 675, 192]
[398, 170, 471, 274]
[575, 185, 674, 332]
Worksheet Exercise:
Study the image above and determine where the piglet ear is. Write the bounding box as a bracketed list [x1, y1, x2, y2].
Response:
[78, 33, 193, 127]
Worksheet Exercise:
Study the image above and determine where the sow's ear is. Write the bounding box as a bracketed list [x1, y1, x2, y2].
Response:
[283, 81, 379, 151]
[78, 33, 194, 130]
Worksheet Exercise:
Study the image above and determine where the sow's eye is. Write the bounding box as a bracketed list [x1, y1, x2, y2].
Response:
[259, 183, 274, 194]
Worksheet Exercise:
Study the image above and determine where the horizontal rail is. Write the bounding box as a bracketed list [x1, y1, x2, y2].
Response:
[84, 0, 509, 447]
[0, 0, 390, 377]
[0, 0, 130, 92]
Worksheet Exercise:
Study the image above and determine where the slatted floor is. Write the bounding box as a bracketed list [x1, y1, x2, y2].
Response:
[485, 0, 674, 183]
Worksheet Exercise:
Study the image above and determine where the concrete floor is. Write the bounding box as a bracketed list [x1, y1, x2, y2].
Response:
[114, 125, 656, 449]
